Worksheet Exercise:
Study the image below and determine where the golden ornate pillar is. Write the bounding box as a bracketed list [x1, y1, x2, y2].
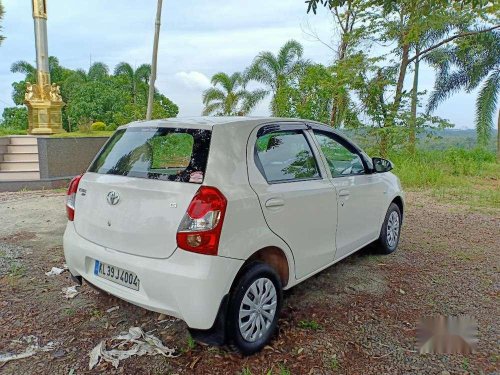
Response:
[25, 0, 65, 135]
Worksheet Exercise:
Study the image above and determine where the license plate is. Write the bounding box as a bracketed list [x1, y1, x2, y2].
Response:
[94, 260, 140, 291]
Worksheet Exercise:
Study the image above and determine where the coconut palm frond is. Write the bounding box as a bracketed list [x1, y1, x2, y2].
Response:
[210, 72, 236, 93]
[475, 69, 499, 146]
[11, 60, 36, 75]
[202, 101, 223, 116]
[427, 70, 470, 113]
[202, 87, 226, 105]
[88, 62, 109, 81]
[135, 64, 152, 83]
[114, 62, 134, 78]
[239, 89, 269, 115]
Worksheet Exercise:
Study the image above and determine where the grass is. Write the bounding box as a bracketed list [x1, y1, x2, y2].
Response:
[0, 128, 113, 137]
[50, 131, 114, 138]
[329, 354, 340, 370]
[0, 128, 28, 136]
[8, 264, 26, 278]
[186, 335, 196, 351]
[298, 319, 322, 330]
[389, 148, 499, 209]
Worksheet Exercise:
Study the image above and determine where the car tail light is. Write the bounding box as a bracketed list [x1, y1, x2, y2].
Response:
[66, 175, 82, 221]
[176, 186, 227, 255]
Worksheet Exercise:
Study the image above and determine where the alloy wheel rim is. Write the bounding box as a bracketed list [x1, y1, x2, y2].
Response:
[239, 277, 277, 342]
[387, 211, 400, 248]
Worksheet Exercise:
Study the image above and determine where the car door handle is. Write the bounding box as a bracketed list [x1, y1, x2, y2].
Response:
[265, 198, 285, 208]
[338, 189, 350, 197]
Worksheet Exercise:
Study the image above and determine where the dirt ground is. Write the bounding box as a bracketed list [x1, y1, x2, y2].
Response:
[0, 190, 498, 374]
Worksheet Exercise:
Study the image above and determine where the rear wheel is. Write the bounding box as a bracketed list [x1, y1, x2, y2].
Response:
[376, 203, 402, 254]
[227, 262, 282, 355]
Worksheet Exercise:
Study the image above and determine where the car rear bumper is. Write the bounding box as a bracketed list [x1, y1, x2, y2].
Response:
[63, 222, 244, 329]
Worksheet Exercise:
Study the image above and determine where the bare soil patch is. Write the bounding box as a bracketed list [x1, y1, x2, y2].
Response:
[0, 190, 498, 374]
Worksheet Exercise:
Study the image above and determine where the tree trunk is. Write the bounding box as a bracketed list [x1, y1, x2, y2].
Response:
[380, 131, 388, 158]
[409, 46, 420, 154]
[394, 43, 410, 112]
[133, 80, 136, 105]
[497, 108, 500, 162]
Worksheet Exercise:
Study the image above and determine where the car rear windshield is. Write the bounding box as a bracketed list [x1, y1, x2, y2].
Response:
[88, 127, 211, 183]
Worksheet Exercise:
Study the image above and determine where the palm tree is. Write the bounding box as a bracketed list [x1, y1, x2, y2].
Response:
[114, 62, 151, 104]
[202, 72, 266, 116]
[0, 0, 5, 46]
[246, 40, 308, 116]
[427, 31, 500, 159]
[87, 62, 109, 81]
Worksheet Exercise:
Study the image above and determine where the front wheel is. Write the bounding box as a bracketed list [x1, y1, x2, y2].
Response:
[376, 203, 402, 254]
[226, 262, 282, 355]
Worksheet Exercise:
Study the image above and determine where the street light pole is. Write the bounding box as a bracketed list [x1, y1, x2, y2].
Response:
[146, 0, 163, 121]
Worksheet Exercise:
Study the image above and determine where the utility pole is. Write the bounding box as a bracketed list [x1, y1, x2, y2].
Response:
[146, 0, 163, 120]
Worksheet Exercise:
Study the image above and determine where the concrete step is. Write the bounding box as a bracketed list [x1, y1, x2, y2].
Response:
[7, 145, 38, 153]
[0, 161, 40, 171]
[0, 138, 10, 146]
[8, 136, 39, 145]
[0, 171, 40, 181]
[2, 152, 39, 162]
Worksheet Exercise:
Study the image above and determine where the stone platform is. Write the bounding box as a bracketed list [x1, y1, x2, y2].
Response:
[0, 135, 108, 192]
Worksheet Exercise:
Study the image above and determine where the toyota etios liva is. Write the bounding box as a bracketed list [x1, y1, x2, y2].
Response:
[64, 117, 404, 354]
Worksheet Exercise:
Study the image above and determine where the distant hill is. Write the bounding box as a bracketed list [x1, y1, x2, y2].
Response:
[342, 128, 498, 152]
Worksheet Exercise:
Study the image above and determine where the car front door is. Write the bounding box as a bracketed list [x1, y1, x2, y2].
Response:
[247, 123, 338, 280]
[311, 129, 386, 260]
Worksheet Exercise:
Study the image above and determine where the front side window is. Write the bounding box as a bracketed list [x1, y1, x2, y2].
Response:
[255, 130, 320, 183]
[314, 131, 365, 177]
[88, 127, 211, 183]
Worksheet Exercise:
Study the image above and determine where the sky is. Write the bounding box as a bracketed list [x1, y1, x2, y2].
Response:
[0, 0, 487, 129]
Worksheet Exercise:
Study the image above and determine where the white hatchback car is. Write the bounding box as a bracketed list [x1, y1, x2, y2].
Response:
[64, 117, 404, 354]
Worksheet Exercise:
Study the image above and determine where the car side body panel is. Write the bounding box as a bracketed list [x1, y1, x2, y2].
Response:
[203, 124, 297, 289]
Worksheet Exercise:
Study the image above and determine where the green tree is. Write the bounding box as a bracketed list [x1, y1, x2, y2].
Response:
[202, 72, 266, 116]
[87, 62, 109, 81]
[0, 107, 28, 129]
[65, 79, 127, 127]
[0, 0, 5, 46]
[427, 31, 500, 159]
[246, 40, 308, 116]
[114, 93, 178, 126]
[113, 62, 151, 104]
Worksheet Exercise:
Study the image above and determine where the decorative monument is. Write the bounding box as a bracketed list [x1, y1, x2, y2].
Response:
[24, 0, 65, 134]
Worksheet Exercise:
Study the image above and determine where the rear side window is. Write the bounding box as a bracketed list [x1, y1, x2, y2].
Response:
[255, 130, 320, 183]
[88, 127, 211, 183]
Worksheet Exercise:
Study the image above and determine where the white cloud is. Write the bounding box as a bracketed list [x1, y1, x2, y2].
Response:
[174, 71, 211, 90]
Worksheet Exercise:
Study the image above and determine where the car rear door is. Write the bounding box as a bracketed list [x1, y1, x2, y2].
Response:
[247, 123, 338, 280]
[310, 128, 386, 260]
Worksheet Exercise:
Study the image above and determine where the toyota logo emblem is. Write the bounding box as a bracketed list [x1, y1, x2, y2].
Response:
[107, 191, 120, 206]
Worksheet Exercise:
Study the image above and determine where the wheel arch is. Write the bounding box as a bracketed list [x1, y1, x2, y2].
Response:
[391, 195, 404, 221]
[232, 246, 291, 289]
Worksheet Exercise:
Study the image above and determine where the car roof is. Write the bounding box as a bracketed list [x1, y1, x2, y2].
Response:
[121, 116, 309, 131]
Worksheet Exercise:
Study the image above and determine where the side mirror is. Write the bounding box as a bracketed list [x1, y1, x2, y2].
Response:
[372, 157, 394, 173]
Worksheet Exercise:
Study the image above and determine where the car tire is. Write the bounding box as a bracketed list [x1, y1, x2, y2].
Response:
[226, 262, 282, 355]
[376, 203, 402, 254]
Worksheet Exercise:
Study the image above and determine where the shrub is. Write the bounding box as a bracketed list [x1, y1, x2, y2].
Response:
[77, 118, 92, 133]
[90, 121, 106, 131]
[105, 123, 118, 131]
